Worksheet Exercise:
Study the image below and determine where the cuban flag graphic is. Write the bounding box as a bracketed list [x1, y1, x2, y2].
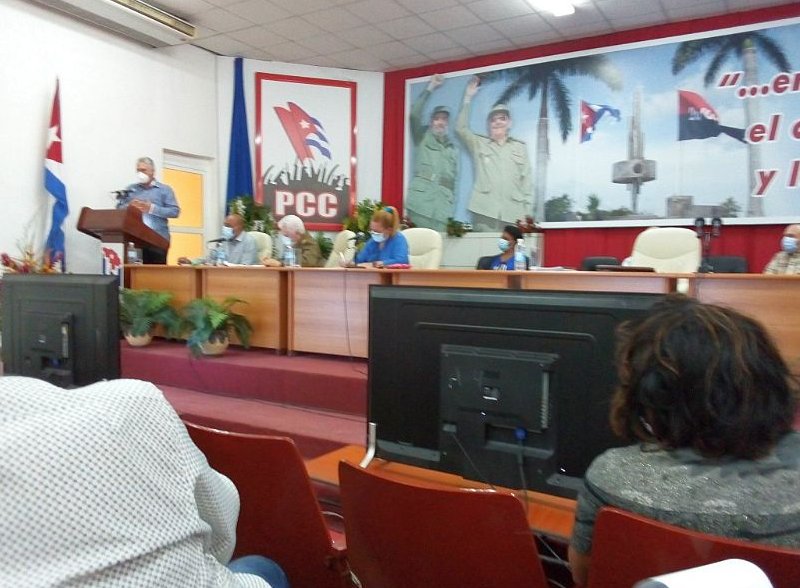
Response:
[45, 79, 69, 270]
[274, 102, 332, 161]
[678, 90, 745, 143]
[580, 100, 621, 143]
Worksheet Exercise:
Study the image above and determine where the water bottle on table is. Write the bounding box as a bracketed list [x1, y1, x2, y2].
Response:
[514, 239, 526, 271]
[127, 242, 139, 265]
[284, 245, 298, 267]
[215, 245, 227, 266]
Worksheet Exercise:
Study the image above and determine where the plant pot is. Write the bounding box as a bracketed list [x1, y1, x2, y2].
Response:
[124, 332, 153, 347]
[200, 333, 229, 356]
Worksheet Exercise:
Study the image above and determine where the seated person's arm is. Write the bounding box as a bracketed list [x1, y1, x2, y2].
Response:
[379, 234, 410, 267]
[568, 477, 606, 587]
[353, 240, 377, 267]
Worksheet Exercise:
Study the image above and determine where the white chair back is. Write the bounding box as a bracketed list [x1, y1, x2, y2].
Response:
[249, 231, 273, 261]
[324, 230, 357, 268]
[402, 228, 443, 269]
[629, 227, 701, 273]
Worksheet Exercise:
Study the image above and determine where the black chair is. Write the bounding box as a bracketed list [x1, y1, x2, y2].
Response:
[476, 255, 494, 270]
[703, 255, 748, 273]
[580, 256, 620, 271]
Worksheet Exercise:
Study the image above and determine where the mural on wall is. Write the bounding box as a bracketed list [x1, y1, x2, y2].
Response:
[255, 73, 357, 230]
[404, 19, 800, 231]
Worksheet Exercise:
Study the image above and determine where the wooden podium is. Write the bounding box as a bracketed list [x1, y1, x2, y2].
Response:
[78, 207, 169, 286]
[77, 206, 168, 251]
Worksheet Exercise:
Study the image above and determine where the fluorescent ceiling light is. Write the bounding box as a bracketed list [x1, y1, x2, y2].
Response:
[528, 0, 576, 17]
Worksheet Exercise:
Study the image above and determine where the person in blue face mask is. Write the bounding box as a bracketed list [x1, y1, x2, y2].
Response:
[476, 224, 529, 270]
[348, 206, 410, 268]
[764, 224, 800, 275]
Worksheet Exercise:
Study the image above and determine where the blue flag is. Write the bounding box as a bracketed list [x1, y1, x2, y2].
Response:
[45, 79, 68, 270]
[226, 57, 254, 209]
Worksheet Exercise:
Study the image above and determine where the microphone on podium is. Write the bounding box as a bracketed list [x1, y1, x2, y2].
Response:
[207, 237, 228, 244]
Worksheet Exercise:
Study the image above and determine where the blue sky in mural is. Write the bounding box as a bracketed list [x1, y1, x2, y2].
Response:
[406, 20, 800, 224]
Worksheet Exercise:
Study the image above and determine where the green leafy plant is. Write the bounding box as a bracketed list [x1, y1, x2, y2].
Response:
[181, 297, 253, 357]
[119, 289, 181, 338]
[343, 199, 385, 234]
[315, 232, 333, 261]
[228, 195, 276, 234]
[446, 217, 467, 237]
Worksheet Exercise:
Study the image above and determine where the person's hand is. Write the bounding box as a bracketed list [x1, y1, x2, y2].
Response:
[130, 199, 151, 213]
[464, 75, 480, 100]
[373, 261, 385, 268]
[262, 257, 281, 267]
[427, 74, 444, 92]
[177, 256, 191, 266]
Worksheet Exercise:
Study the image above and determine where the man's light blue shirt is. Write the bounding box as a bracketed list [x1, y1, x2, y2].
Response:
[118, 181, 180, 242]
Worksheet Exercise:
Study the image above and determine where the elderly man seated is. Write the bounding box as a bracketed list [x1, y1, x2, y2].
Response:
[764, 224, 800, 275]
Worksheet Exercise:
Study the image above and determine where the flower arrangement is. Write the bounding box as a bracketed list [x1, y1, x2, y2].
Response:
[1, 247, 62, 274]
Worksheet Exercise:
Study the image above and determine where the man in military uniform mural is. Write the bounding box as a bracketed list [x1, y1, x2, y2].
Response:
[405, 73, 458, 232]
[457, 75, 533, 232]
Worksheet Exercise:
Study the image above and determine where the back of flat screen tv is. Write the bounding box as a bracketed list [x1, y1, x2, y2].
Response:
[368, 286, 664, 498]
[2, 274, 120, 387]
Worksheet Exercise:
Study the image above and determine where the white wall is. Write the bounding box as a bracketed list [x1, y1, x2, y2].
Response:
[215, 57, 385, 234]
[0, 0, 219, 273]
[0, 0, 385, 274]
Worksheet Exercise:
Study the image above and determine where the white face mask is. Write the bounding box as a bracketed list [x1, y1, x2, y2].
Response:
[136, 171, 150, 184]
[280, 234, 292, 246]
[221, 226, 235, 240]
[370, 231, 385, 243]
[781, 235, 798, 254]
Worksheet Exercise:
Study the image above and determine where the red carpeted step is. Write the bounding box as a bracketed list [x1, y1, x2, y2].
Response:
[121, 339, 367, 417]
[158, 384, 366, 459]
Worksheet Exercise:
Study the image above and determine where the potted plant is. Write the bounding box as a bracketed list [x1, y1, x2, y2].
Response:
[119, 288, 182, 346]
[181, 296, 253, 357]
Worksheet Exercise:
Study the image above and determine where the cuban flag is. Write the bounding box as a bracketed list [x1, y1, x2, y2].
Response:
[45, 79, 69, 270]
[678, 90, 745, 143]
[274, 102, 331, 161]
[580, 100, 620, 143]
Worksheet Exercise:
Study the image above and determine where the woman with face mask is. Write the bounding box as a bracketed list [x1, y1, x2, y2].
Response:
[763, 224, 800, 275]
[347, 206, 410, 268]
[476, 224, 529, 270]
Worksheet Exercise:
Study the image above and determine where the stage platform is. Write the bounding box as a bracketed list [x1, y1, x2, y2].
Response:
[121, 340, 367, 458]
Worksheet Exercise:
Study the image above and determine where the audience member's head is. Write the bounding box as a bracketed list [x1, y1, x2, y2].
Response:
[611, 294, 798, 459]
[278, 215, 306, 243]
[370, 206, 400, 238]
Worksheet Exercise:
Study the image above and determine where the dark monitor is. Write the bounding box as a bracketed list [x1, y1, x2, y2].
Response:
[368, 286, 664, 498]
[2, 273, 120, 387]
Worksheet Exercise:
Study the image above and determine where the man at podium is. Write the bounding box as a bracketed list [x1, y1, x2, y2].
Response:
[116, 156, 180, 264]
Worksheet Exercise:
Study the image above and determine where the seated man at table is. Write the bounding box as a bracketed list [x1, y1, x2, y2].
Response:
[262, 214, 324, 268]
[763, 224, 800, 274]
[179, 213, 259, 266]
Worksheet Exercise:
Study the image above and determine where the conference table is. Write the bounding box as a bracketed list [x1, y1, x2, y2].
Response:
[127, 266, 800, 370]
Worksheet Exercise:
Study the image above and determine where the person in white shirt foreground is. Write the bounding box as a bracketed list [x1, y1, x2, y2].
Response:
[0, 376, 289, 588]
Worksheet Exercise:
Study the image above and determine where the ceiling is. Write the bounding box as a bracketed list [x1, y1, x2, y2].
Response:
[150, 0, 789, 71]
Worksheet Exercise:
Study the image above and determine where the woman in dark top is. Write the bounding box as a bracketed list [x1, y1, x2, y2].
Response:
[476, 224, 529, 270]
[569, 295, 800, 586]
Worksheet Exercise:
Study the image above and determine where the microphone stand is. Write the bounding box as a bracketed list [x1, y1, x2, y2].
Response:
[696, 217, 722, 273]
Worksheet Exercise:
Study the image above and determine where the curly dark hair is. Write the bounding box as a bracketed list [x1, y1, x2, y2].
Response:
[610, 294, 799, 459]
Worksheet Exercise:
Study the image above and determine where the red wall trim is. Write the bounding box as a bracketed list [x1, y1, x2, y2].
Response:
[381, 3, 800, 269]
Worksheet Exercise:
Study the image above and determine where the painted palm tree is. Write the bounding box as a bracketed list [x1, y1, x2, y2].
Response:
[672, 32, 791, 217]
[481, 55, 622, 221]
